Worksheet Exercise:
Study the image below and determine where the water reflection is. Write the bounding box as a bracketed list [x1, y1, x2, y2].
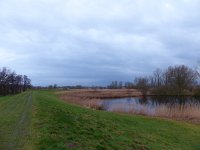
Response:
[101, 96, 200, 119]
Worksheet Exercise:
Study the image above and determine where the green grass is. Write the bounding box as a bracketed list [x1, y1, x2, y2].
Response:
[1, 90, 200, 150]
[0, 92, 32, 150]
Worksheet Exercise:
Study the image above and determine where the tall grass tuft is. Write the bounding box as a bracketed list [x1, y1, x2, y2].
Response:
[154, 103, 200, 121]
[110, 103, 200, 122]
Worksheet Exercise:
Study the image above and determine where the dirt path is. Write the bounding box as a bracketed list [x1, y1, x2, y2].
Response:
[0, 92, 32, 150]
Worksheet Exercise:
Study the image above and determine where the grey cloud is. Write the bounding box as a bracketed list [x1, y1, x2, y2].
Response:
[0, 0, 200, 86]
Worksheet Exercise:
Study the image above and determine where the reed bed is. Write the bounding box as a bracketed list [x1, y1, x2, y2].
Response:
[58, 89, 141, 110]
[59, 95, 102, 109]
[154, 103, 200, 121]
[110, 103, 200, 123]
[58, 89, 142, 99]
[58, 89, 200, 123]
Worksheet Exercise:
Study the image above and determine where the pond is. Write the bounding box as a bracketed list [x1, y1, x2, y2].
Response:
[100, 96, 200, 120]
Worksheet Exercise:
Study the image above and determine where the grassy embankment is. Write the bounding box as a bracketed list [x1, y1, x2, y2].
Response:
[0, 90, 200, 149]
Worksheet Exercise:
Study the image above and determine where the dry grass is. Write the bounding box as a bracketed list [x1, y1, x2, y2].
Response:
[110, 103, 200, 123]
[108, 103, 155, 116]
[57, 89, 200, 123]
[57, 89, 141, 109]
[154, 103, 200, 122]
[58, 95, 102, 110]
[58, 89, 142, 99]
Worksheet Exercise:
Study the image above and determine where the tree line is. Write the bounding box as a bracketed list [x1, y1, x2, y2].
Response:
[0, 67, 31, 96]
[135, 65, 199, 96]
[108, 65, 200, 96]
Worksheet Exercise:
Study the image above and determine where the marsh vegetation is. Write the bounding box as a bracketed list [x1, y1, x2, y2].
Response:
[100, 96, 200, 123]
[59, 88, 200, 123]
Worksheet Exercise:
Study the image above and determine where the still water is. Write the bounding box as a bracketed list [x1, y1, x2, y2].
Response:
[100, 96, 200, 116]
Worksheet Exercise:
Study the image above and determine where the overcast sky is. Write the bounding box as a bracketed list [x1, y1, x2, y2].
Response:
[0, 0, 200, 86]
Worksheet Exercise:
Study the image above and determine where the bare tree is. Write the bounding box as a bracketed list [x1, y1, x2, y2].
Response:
[124, 82, 134, 89]
[197, 64, 200, 78]
[151, 68, 163, 87]
[163, 65, 198, 95]
[134, 77, 149, 96]
[135, 65, 199, 96]
[118, 81, 123, 89]
[23, 75, 31, 91]
[0, 68, 11, 95]
[0, 67, 31, 96]
[107, 81, 119, 89]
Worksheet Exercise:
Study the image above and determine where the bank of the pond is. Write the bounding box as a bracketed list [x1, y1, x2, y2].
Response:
[59, 89, 200, 123]
[100, 97, 200, 123]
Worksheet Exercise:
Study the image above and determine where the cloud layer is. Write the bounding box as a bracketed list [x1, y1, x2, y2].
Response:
[0, 0, 200, 86]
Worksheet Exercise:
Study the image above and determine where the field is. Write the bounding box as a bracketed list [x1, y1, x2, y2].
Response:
[58, 89, 142, 99]
[0, 90, 200, 149]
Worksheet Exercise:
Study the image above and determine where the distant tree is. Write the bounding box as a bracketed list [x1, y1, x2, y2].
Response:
[14, 75, 23, 94]
[48, 85, 53, 89]
[118, 81, 123, 89]
[0, 68, 10, 95]
[0, 67, 31, 96]
[23, 75, 31, 91]
[134, 77, 149, 96]
[150, 68, 163, 88]
[75, 85, 83, 89]
[108, 81, 119, 89]
[53, 84, 57, 89]
[197, 63, 200, 78]
[124, 82, 134, 89]
[114, 81, 118, 89]
[163, 65, 198, 95]
[8, 72, 17, 94]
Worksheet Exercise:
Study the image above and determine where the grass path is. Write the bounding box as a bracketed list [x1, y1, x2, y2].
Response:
[0, 90, 200, 149]
[0, 92, 32, 150]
